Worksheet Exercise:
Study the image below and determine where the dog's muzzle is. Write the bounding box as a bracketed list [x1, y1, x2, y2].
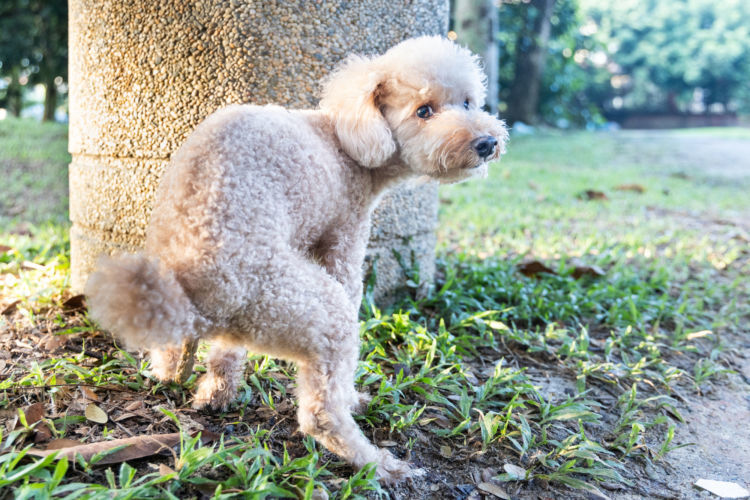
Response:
[472, 136, 498, 160]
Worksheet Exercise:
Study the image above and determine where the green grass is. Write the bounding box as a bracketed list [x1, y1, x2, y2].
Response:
[0, 117, 70, 228]
[1, 119, 748, 498]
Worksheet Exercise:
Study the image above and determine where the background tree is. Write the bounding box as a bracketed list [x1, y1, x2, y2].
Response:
[452, 0, 499, 113]
[503, 0, 555, 125]
[0, 0, 67, 120]
[583, 0, 750, 113]
[492, 0, 604, 126]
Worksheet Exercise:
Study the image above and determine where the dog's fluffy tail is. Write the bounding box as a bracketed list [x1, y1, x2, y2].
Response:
[85, 253, 205, 350]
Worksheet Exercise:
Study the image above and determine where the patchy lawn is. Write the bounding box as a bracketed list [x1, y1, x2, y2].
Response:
[1, 119, 749, 499]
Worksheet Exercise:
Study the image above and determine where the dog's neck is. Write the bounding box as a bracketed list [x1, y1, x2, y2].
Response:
[367, 156, 418, 199]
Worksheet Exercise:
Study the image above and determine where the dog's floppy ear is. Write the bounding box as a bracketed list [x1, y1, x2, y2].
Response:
[319, 55, 396, 168]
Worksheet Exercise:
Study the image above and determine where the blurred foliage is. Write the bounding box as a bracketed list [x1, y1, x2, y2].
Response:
[497, 0, 609, 127]
[491, 0, 750, 126]
[0, 0, 67, 118]
[584, 0, 750, 113]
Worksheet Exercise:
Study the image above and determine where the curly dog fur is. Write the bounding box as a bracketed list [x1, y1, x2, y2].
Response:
[85, 36, 508, 482]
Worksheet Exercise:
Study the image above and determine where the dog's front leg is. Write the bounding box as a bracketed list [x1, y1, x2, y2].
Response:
[314, 225, 372, 412]
[314, 224, 370, 308]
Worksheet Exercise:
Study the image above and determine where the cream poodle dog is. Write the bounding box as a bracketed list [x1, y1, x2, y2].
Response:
[85, 36, 508, 482]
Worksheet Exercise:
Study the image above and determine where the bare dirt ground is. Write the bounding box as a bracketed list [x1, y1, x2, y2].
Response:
[608, 131, 750, 499]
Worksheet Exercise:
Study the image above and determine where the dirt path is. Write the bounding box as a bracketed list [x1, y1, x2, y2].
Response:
[616, 130, 750, 182]
[612, 130, 750, 499]
[615, 352, 750, 499]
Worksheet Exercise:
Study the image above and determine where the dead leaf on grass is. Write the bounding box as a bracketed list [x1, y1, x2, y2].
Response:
[25, 402, 46, 424]
[40, 333, 67, 351]
[518, 260, 556, 277]
[503, 463, 527, 480]
[577, 189, 608, 201]
[33, 424, 52, 443]
[10, 223, 33, 236]
[21, 261, 45, 271]
[2, 300, 20, 316]
[686, 330, 713, 340]
[477, 482, 510, 499]
[614, 183, 646, 193]
[46, 438, 84, 450]
[29, 433, 182, 465]
[0, 245, 12, 254]
[571, 264, 606, 279]
[85, 403, 108, 424]
[158, 463, 177, 477]
[694, 479, 749, 498]
[123, 400, 144, 412]
[62, 294, 87, 314]
[113, 412, 139, 422]
[80, 387, 100, 402]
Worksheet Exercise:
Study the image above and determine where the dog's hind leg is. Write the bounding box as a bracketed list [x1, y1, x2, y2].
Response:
[193, 340, 247, 410]
[237, 248, 410, 482]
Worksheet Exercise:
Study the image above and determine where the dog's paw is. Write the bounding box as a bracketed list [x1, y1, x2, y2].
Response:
[192, 374, 236, 411]
[374, 450, 412, 484]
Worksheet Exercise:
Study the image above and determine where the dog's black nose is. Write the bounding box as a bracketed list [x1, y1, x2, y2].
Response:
[472, 136, 497, 159]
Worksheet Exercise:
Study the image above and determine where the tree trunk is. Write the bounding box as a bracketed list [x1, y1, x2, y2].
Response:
[43, 77, 57, 121]
[505, 0, 555, 125]
[453, 0, 499, 113]
[7, 69, 23, 117]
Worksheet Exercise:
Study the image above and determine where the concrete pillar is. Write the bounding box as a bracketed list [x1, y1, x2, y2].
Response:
[69, 0, 448, 302]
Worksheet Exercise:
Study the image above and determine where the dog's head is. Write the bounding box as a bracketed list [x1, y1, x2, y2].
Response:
[320, 36, 508, 182]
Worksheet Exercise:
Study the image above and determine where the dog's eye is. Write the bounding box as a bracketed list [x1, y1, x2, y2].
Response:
[463, 99, 470, 110]
[416, 105, 433, 119]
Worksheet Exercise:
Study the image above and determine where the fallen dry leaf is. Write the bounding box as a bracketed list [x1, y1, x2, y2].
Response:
[0, 245, 11, 254]
[21, 261, 45, 271]
[23, 402, 46, 425]
[114, 412, 139, 422]
[439, 445, 453, 458]
[80, 387, 100, 402]
[614, 183, 646, 193]
[40, 333, 67, 351]
[577, 189, 608, 201]
[30, 431, 216, 465]
[1, 300, 21, 316]
[503, 463, 527, 480]
[123, 400, 144, 412]
[62, 294, 87, 314]
[571, 264, 606, 279]
[85, 403, 108, 424]
[518, 260, 556, 277]
[694, 479, 749, 498]
[158, 463, 177, 477]
[46, 438, 83, 450]
[33, 424, 52, 444]
[29, 433, 182, 465]
[477, 482, 510, 499]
